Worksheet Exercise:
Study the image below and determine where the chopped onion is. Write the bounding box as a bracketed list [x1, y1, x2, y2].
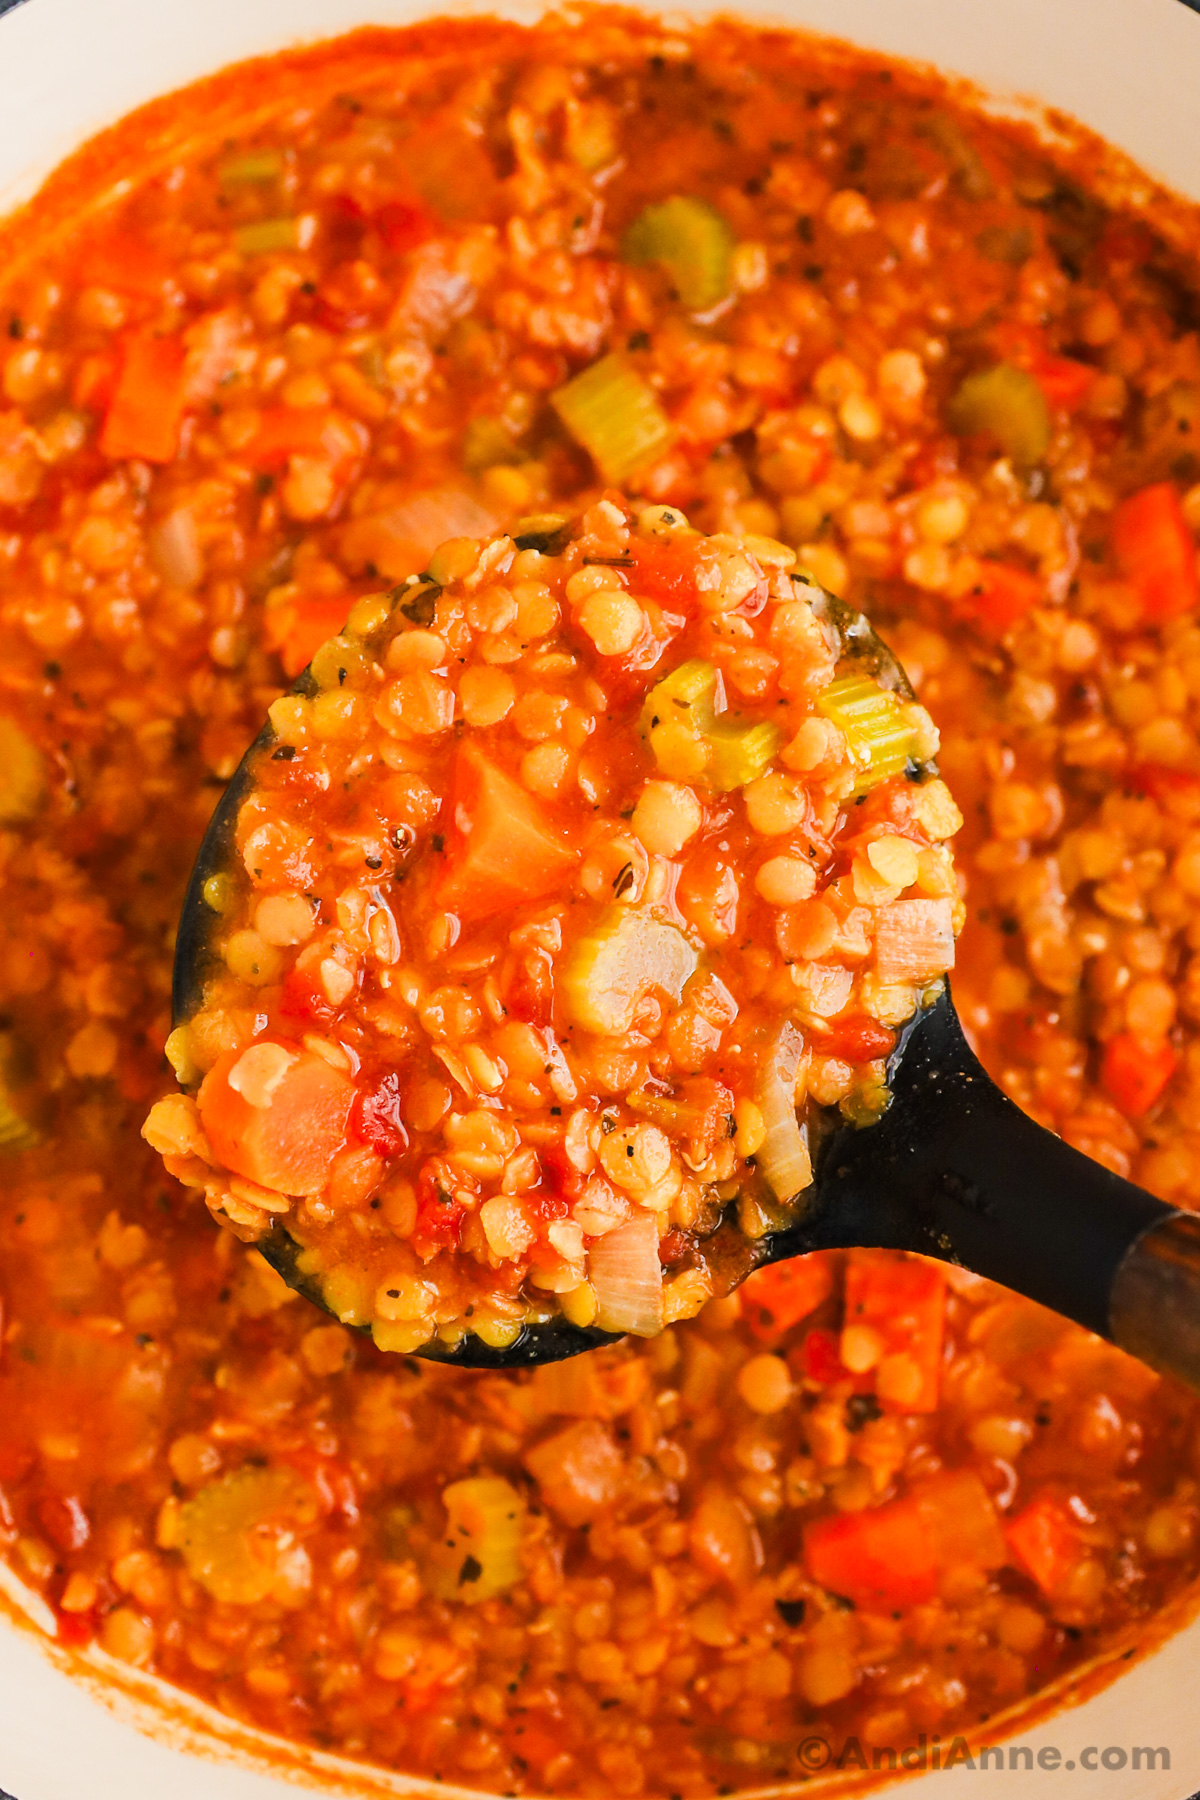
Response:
[342, 485, 497, 583]
[757, 1024, 814, 1204]
[588, 1212, 664, 1337]
[874, 898, 956, 985]
[149, 508, 203, 589]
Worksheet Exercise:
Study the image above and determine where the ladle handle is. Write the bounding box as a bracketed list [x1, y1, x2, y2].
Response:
[808, 989, 1200, 1387]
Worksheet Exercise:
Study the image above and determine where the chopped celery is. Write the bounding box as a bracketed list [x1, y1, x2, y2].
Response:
[623, 196, 735, 311]
[817, 674, 917, 794]
[462, 415, 522, 473]
[425, 1477, 526, 1603]
[234, 216, 313, 256]
[0, 717, 45, 823]
[708, 719, 783, 790]
[551, 354, 673, 483]
[947, 362, 1050, 465]
[0, 1086, 37, 1152]
[561, 906, 698, 1037]
[219, 148, 286, 186]
[640, 660, 781, 791]
[178, 1466, 316, 1604]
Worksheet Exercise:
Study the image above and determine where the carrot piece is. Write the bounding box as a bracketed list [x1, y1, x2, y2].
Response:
[1112, 482, 1199, 625]
[1006, 1492, 1081, 1595]
[843, 1251, 947, 1412]
[959, 559, 1042, 636]
[263, 595, 352, 679]
[804, 1499, 938, 1610]
[72, 351, 118, 413]
[740, 1253, 835, 1341]
[1033, 354, 1094, 412]
[100, 333, 188, 463]
[437, 744, 579, 924]
[248, 407, 363, 469]
[198, 1042, 356, 1196]
[1100, 1031, 1177, 1118]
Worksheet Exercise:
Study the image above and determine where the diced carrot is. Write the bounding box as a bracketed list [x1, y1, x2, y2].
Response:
[804, 1498, 938, 1610]
[822, 1013, 897, 1062]
[78, 233, 171, 299]
[843, 1251, 947, 1412]
[72, 351, 118, 413]
[198, 1042, 356, 1196]
[100, 332, 188, 463]
[247, 407, 364, 470]
[958, 559, 1042, 636]
[263, 594, 352, 679]
[1006, 1492, 1081, 1595]
[437, 743, 579, 924]
[1100, 1031, 1177, 1118]
[1112, 482, 1199, 625]
[1033, 355, 1094, 412]
[740, 1253, 835, 1341]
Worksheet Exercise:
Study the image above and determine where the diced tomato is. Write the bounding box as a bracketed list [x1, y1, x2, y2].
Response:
[198, 1042, 356, 1196]
[823, 1013, 897, 1062]
[843, 1251, 947, 1413]
[741, 1254, 835, 1342]
[626, 537, 702, 606]
[506, 1721, 565, 1774]
[55, 1606, 101, 1647]
[377, 198, 437, 254]
[804, 1498, 939, 1610]
[958, 560, 1042, 637]
[1096, 218, 1156, 278]
[313, 259, 387, 333]
[278, 969, 336, 1024]
[1100, 1031, 1178, 1118]
[1006, 1492, 1081, 1595]
[36, 1493, 90, 1552]
[263, 594, 351, 679]
[324, 193, 369, 259]
[437, 743, 579, 924]
[352, 1072, 410, 1159]
[1033, 355, 1094, 412]
[100, 332, 188, 463]
[799, 1325, 861, 1386]
[78, 233, 171, 299]
[1111, 481, 1199, 625]
[539, 1143, 587, 1210]
[1124, 765, 1200, 816]
[657, 1227, 690, 1265]
[413, 1166, 466, 1251]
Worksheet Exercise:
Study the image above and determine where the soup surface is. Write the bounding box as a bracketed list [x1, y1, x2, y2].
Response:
[3, 11, 1200, 1793]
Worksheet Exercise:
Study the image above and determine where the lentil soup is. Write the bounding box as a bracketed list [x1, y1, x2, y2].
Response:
[3, 11, 1200, 1794]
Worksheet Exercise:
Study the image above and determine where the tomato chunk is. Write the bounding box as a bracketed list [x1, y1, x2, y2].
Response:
[437, 744, 579, 924]
[1100, 1031, 1178, 1118]
[804, 1498, 938, 1610]
[198, 1041, 356, 1196]
[958, 560, 1041, 637]
[1112, 482, 1199, 625]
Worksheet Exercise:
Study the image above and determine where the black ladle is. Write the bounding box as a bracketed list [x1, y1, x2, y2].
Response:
[172, 590, 1200, 1384]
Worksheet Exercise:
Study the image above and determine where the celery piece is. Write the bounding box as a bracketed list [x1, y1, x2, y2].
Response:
[0, 1087, 37, 1152]
[561, 907, 698, 1037]
[947, 362, 1050, 465]
[623, 196, 735, 311]
[178, 1466, 316, 1604]
[0, 717, 45, 824]
[234, 216, 310, 256]
[640, 660, 780, 790]
[219, 148, 285, 187]
[707, 718, 783, 791]
[425, 1478, 526, 1603]
[463, 415, 522, 473]
[817, 674, 917, 794]
[551, 354, 673, 483]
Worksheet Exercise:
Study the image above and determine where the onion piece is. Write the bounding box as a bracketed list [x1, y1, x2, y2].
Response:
[149, 508, 203, 589]
[757, 1023, 814, 1204]
[588, 1212, 664, 1337]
